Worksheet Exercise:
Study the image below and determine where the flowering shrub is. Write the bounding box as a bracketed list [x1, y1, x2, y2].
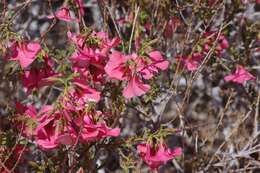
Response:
[0, 0, 259, 172]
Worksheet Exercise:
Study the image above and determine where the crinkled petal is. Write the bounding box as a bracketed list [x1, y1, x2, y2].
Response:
[123, 76, 150, 98]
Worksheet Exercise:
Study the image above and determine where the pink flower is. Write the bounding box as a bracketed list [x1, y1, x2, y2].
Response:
[137, 142, 182, 170]
[74, 112, 120, 142]
[70, 49, 92, 68]
[21, 57, 58, 93]
[117, 13, 133, 27]
[15, 103, 54, 138]
[105, 51, 151, 98]
[122, 76, 150, 99]
[76, 167, 84, 173]
[138, 51, 169, 79]
[35, 116, 60, 150]
[7, 41, 41, 69]
[67, 31, 85, 48]
[216, 35, 229, 51]
[92, 31, 120, 55]
[106, 51, 168, 98]
[177, 53, 203, 72]
[15, 101, 37, 117]
[48, 7, 79, 23]
[15, 102, 37, 137]
[69, 30, 120, 83]
[104, 51, 130, 80]
[35, 110, 76, 150]
[61, 90, 86, 112]
[73, 78, 101, 102]
[55, 126, 77, 145]
[204, 32, 229, 55]
[60, 77, 101, 113]
[70, 48, 107, 83]
[143, 22, 152, 33]
[224, 65, 256, 84]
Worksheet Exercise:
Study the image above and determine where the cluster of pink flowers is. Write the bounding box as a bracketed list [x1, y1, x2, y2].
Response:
[6, 30, 177, 172]
[6, 32, 123, 151]
[177, 32, 229, 72]
[16, 101, 120, 150]
[67, 27, 169, 99]
[6, 24, 169, 154]
[4, 2, 179, 170]
[177, 32, 229, 71]
[175, 32, 255, 84]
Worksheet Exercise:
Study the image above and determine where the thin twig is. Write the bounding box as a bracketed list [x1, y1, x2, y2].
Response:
[128, 6, 140, 53]
[105, 6, 125, 53]
[253, 91, 260, 136]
